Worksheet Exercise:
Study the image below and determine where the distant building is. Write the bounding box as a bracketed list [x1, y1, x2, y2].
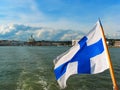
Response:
[28, 35, 35, 42]
[72, 40, 79, 46]
[114, 41, 120, 47]
[0, 40, 11, 46]
[28, 35, 35, 46]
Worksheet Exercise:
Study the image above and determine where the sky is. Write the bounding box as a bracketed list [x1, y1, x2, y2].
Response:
[0, 0, 120, 41]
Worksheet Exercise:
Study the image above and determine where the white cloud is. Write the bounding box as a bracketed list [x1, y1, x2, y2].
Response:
[0, 24, 15, 34]
[0, 22, 119, 41]
[0, 24, 85, 41]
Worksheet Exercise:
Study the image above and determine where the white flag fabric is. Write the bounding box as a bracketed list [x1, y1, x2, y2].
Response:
[53, 21, 109, 89]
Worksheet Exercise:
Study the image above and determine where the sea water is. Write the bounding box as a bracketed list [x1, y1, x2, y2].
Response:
[0, 46, 119, 90]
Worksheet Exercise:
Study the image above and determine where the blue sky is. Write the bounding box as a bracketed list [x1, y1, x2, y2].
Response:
[0, 0, 120, 40]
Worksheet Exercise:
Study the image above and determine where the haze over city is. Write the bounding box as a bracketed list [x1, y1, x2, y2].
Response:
[0, 0, 120, 41]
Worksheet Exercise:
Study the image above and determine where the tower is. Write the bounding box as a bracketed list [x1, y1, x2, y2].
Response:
[28, 35, 35, 46]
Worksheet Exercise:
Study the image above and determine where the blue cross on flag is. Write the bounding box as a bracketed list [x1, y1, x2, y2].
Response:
[53, 20, 109, 89]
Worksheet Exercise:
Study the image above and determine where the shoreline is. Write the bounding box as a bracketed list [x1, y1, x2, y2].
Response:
[109, 46, 120, 48]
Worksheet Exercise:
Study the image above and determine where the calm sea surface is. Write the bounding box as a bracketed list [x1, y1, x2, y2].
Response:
[0, 46, 119, 90]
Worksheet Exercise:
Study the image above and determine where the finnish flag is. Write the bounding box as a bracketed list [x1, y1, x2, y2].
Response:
[54, 21, 109, 89]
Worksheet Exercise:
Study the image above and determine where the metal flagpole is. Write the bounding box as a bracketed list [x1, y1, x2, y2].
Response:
[99, 19, 118, 90]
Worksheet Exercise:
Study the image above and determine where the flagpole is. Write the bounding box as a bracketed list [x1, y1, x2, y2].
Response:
[99, 19, 118, 90]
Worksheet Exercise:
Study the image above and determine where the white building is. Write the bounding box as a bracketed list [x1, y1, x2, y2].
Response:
[72, 40, 79, 46]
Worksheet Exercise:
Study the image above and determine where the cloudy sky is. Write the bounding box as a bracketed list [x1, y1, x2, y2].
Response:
[0, 0, 120, 41]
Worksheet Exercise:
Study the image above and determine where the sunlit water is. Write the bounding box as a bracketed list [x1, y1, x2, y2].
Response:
[0, 46, 119, 90]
